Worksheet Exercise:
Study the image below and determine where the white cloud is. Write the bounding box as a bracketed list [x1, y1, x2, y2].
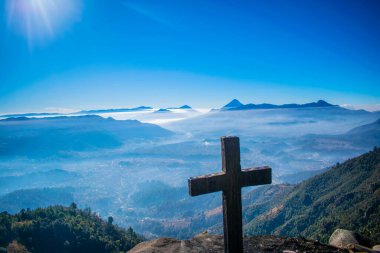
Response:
[44, 107, 78, 114]
[340, 104, 380, 112]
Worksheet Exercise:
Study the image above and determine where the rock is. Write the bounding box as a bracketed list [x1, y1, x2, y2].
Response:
[128, 234, 223, 253]
[329, 229, 368, 249]
[128, 238, 181, 253]
[373, 245, 380, 252]
[129, 235, 347, 253]
[347, 244, 378, 253]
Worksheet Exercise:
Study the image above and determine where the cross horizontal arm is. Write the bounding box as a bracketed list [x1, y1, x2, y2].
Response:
[188, 172, 226, 196]
[240, 166, 272, 187]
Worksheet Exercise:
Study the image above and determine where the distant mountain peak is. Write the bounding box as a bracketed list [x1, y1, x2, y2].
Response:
[166, 105, 193, 110]
[316, 100, 332, 106]
[135, 106, 152, 110]
[154, 108, 171, 113]
[223, 99, 244, 109]
[179, 105, 192, 109]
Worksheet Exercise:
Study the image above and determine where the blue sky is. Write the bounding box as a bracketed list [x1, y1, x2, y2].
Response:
[0, 0, 379, 113]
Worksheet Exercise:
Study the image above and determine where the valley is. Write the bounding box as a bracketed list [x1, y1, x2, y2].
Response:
[0, 100, 379, 239]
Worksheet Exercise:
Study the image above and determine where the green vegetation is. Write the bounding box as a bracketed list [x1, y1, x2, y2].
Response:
[245, 147, 380, 244]
[0, 204, 143, 253]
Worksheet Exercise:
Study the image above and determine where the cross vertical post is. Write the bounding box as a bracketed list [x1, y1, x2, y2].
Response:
[221, 136, 243, 252]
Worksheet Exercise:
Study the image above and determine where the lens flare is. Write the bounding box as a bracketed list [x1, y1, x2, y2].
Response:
[5, 0, 82, 47]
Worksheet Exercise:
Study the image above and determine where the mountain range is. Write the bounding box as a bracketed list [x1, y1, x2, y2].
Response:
[0, 105, 193, 118]
[222, 99, 337, 110]
[77, 106, 153, 114]
[1, 99, 375, 119]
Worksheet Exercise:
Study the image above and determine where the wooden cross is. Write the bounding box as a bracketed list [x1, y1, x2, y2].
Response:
[188, 136, 272, 253]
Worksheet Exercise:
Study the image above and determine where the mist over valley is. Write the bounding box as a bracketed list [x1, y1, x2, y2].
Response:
[1, 100, 379, 239]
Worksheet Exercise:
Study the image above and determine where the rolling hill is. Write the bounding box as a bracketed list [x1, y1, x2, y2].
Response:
[0, 115, 172, 157]
[0, 188, 74, 214]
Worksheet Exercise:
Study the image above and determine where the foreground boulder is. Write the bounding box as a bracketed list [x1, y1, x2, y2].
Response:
[329, 229, 370, 249]
[129, 233, 346, 253]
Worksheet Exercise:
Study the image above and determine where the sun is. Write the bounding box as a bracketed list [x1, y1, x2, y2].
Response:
[5, 0, 82, 47]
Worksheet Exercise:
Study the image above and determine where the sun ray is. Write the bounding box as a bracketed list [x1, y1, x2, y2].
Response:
[25, 4, 32, 50]
[5, 0, 82, 48]
[34, 0, 54, 36]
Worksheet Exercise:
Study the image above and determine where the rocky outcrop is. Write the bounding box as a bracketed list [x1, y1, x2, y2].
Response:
[329, 229, 362, 248]
[329, 229, 371, 249]
[129, 233, 347, 253]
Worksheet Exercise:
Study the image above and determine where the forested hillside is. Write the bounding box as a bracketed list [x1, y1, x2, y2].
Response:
[0, 205, 143, 253]
[245, 147, 380, 244]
